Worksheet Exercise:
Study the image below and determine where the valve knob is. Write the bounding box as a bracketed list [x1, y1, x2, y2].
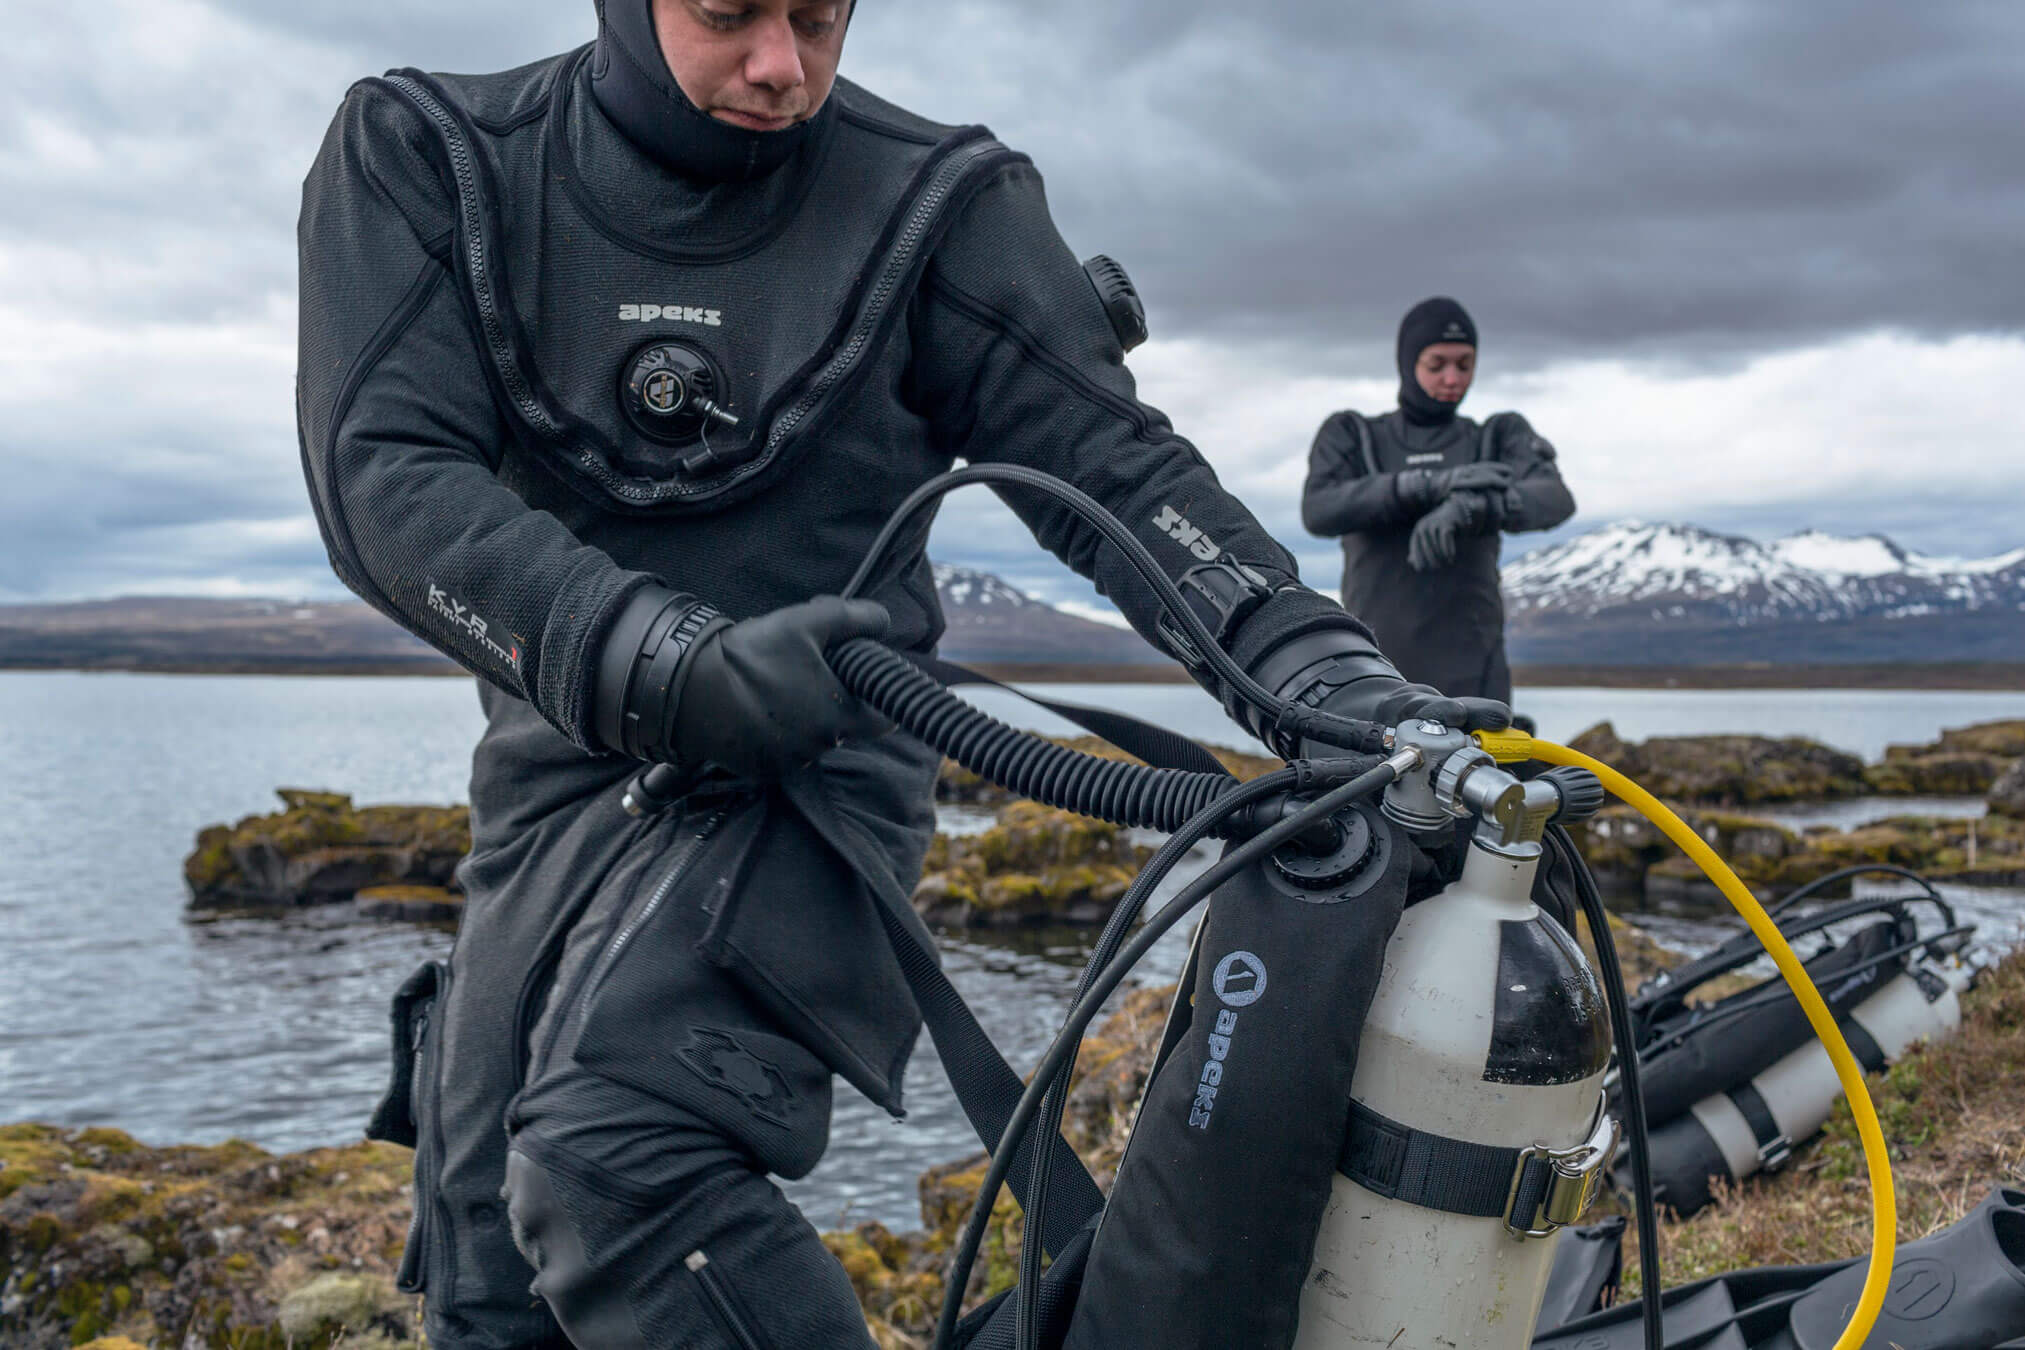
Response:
[1082, 255, 1149, 352]
[1540, 766, 1606, 823]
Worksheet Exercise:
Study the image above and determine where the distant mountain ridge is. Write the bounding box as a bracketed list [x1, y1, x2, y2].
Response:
[0, 571, 1173, 672]
[6, 531, 2022, 673]
[1503, 522, 2025, 665]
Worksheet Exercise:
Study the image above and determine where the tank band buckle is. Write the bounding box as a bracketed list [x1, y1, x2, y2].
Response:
[1504, 1107, 1619, 1239]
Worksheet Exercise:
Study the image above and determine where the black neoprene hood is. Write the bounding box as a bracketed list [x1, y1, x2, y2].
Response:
[591, 0, 837, 181]
[1396, 296, 1478, 427]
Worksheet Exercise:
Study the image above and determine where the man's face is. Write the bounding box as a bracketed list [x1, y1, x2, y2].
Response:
[651, 0, 850, 132]
[1414, 342, 1476, 404]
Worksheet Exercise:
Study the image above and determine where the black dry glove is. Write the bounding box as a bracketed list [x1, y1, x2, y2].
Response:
[1406, 490, 1494, 572]
[673, 598, 893, 779]
[1242, 624, 1511, 759]
[593, 589, 891, 780]
[1395, 461, 1515, 515]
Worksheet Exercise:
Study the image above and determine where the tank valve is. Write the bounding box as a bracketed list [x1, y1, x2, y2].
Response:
[1539, 766, 1606, 824]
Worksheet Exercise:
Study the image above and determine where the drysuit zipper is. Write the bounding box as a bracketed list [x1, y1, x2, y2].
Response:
[397, 994, 449, 1294]
[685, 1249, 772, 1350]
[766, 135, 1006, 450]
[382, 76, 562, 449]
[536, 807, 731, 1071]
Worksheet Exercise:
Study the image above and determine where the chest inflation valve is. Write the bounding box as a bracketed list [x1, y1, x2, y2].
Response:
[619, 339, 740, 467]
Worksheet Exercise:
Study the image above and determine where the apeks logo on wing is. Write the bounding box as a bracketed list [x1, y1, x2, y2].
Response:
[1152, 504, 1221, 563]
[1189, 951, 1268, 1130]
[428, 584, 522, 675]
[618, 304, 724, 328]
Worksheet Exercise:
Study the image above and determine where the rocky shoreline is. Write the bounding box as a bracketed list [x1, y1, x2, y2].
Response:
[59, 718, 2007, 1345]
[10, 937, 2020, 1349]
[183, 722, 2025, 924]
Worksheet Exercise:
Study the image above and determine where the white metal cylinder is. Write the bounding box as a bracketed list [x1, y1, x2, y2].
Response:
[1295, 843, 1611, 1349]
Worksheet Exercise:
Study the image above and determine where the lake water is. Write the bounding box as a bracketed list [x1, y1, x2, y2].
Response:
[1, 671, 2021, 1231]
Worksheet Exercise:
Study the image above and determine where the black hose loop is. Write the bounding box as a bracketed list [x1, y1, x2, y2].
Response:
[831, 638, 1239, 833]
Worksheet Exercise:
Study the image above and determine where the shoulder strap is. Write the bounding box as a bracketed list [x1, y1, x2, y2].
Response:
[876, 893, 1107, 1259]
[911, 655, 1234, 777]
[880, 657, 1243, 1260]
[1343, 410, 1381, 477]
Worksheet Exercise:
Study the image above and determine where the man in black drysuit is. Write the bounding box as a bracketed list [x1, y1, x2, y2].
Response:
[1302, 298, 1576, 705]
[298, 5, 1508, 1346]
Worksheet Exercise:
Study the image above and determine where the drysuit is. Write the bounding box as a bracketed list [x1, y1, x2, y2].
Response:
[298, 9, 1495, 1347]
[1301, 301, 1576, 703]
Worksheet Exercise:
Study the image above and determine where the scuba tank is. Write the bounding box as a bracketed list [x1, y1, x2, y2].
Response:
[1298, 731, 1615, 1349]
[1642, 953, 1972, 1216]
[1624, 882, 1977, 1218]
[1064, 723, 1619, 1350]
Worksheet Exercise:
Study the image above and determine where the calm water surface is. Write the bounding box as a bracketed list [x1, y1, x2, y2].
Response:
[1, 671, 2020, 1229]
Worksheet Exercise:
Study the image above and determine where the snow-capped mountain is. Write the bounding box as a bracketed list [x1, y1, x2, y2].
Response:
[1503, 522, 2025, 664]
[931, 564, 1167, 665]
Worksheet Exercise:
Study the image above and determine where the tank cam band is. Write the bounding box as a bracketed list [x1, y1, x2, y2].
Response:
[1339, 1095, 1617, 1240]
[592, 585, 730, 763]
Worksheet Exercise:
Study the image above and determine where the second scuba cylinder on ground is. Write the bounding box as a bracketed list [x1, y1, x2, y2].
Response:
[1643, 955, 1971, 1215]
[1298, 837, 1614, 1350]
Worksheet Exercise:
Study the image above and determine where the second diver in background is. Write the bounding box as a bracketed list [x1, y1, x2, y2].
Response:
[1302, 297, 1576, 705]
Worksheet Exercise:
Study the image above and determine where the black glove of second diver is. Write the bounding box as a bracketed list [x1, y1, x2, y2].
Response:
[1396, 461, 1514, 514]
[1407, 489, 1502, 572]
[595, 590, 892, 780]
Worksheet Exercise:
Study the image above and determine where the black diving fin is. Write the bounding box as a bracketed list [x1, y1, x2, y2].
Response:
[1532, 1184, 2025, 1348]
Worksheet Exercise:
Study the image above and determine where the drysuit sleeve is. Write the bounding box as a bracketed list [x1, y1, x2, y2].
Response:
[1487, 412, 1576, 533]
[904, 159, 1369, 671]
[297, 83, 653, 747]
[1300, 413, 1419, 536]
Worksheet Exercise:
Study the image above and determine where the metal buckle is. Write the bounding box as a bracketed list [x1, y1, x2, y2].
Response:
[1757, 1133, 1794, 1173]
[1504, 1102, 1619, 1239]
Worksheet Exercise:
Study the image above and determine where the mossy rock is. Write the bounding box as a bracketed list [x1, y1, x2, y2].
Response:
[1989, 758, 2025, 820]
[0, 1124, 417, 1349]
[275, 1272, 406, 1341]
[1568, 722, 1868, 806]
[184, 790, 471, 909]
[1889, 719, 2025, 761]
[356, 884, 465, 923]
[1863, 751, 2006, 796]
[914, 802, 1153, 927]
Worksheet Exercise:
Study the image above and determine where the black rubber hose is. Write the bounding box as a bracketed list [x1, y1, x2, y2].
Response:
[1769, 863, 1953, 922]
[933, 759, 1401, 1349]
[836, 464, 1389, 757]
[830, 637, 1240, 832]
[1551, 825, 1662, 1350]
[1637, 924, 1976, 1058]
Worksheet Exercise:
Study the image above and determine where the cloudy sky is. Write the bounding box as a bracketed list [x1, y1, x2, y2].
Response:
[2, 0, 2021, 611]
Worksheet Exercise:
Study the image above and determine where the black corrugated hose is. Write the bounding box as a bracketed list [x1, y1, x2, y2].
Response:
[827, 636, 1238, 832]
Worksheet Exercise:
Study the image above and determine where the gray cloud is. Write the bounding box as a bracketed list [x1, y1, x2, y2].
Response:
[1, 1, 2020, 601]
[843, 0, 2025, 367]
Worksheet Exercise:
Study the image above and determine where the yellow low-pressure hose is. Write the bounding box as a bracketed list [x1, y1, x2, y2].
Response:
[1475, 729, 1895, 1350]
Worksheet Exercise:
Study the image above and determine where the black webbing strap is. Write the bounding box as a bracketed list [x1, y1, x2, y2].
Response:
[1839, 1016, 1889, 1074]
[870, 655, 1237, 1261]
[1340, 1097, 1552, 1225]
[1726, 1083, 1792, 1171]
[911, 654, 1233, 778]
[875, 893, 1105, 1261]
